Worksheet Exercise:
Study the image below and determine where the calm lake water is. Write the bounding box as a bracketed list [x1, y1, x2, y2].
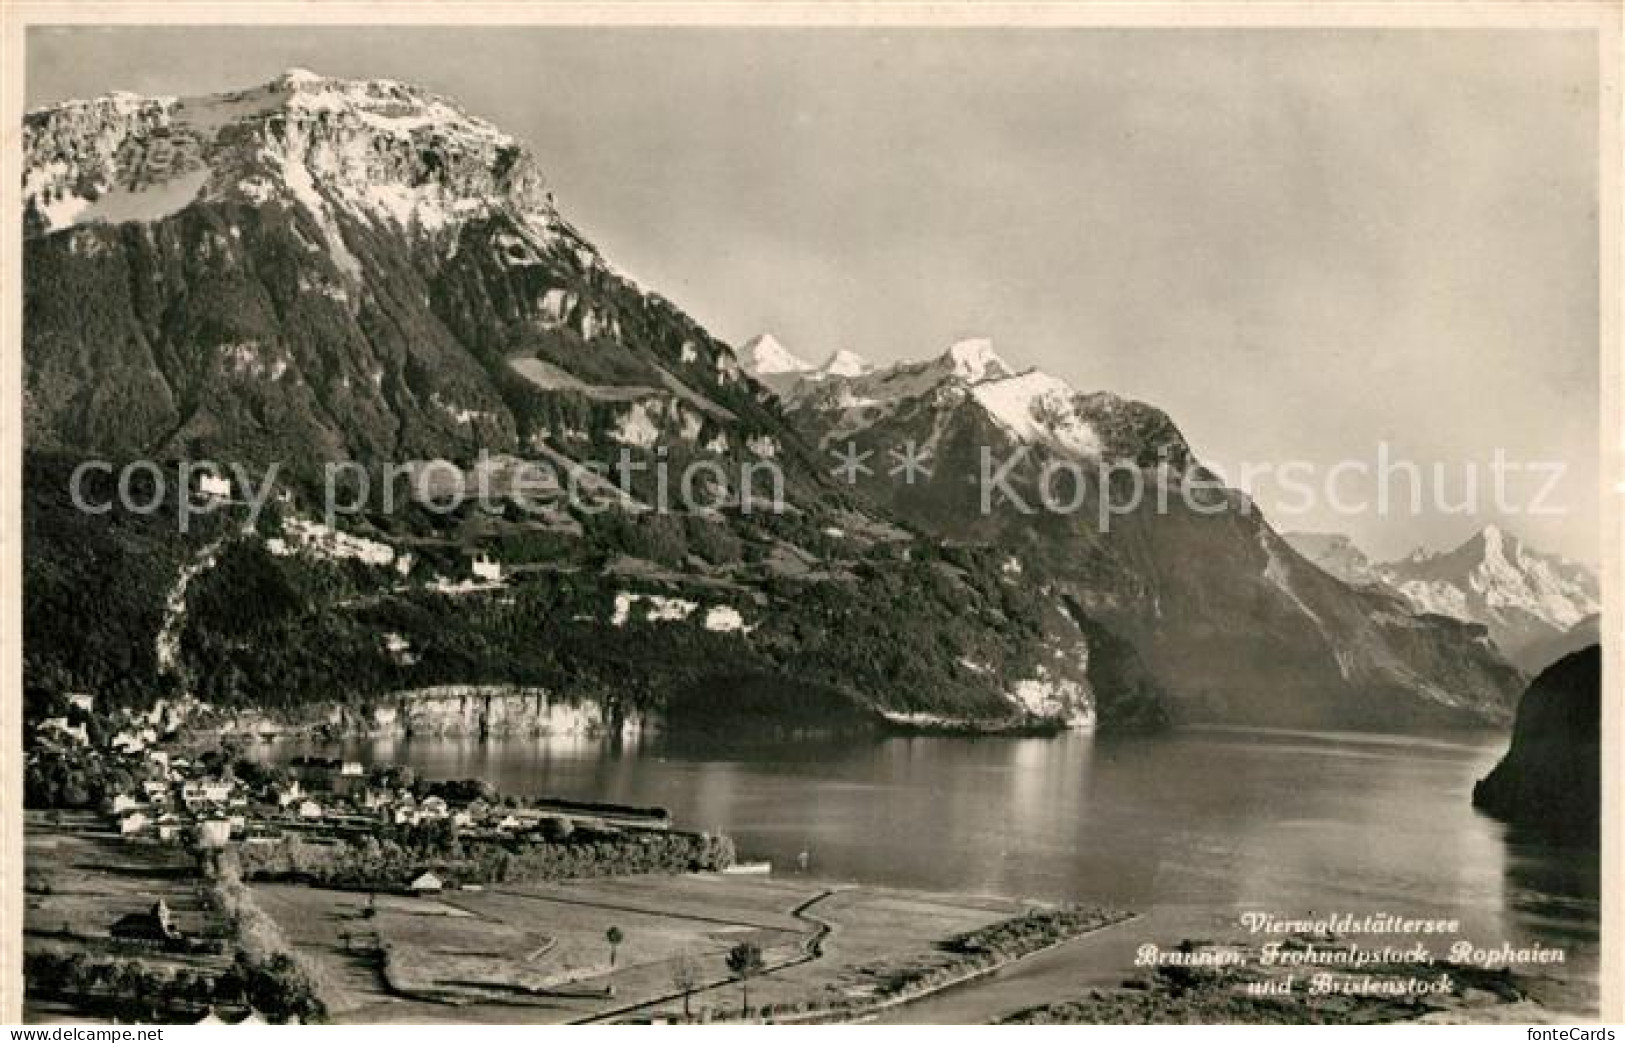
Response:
[260, 725, 1600, 1014]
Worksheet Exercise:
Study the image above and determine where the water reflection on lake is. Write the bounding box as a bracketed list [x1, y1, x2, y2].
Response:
[259, 724, 1598, 1010]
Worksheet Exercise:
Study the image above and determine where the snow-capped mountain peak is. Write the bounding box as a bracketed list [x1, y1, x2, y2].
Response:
[817, 349, 870, 377]
[1477, 523, 1517, 560]
[940, 337, 1013, 383]
[1457, 525, 1595, 624]
[736, 333, 813, 376]
[1288, 526, 1599, 672]
[267, 70, 512, 145]
[277, 67, 325, 87]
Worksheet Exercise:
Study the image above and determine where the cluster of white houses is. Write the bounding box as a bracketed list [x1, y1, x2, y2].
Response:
[109, 758, 670, 856]
[111, 766, 435, 844]
[110, 770, 255, 846]
[109, 765, 667, 850]
[36, 695, 669, 853]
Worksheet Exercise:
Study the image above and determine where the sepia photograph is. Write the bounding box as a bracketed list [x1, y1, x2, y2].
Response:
[3, 3, 1618, 1028]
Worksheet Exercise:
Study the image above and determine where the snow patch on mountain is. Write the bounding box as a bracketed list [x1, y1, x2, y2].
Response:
[1464, 525, 1594, 629]
[970, 370, 1102, 457]
[273, 69, 512, 146]
[1381, 525, 1598, 634]
[762, 335, 1184, 465]
[736, 333, 818, 396]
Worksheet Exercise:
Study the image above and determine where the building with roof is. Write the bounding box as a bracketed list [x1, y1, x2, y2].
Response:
[110, 900, 181, 943]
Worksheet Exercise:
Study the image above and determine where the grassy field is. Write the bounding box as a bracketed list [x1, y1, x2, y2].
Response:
[248, 873, 1090, 1024]
[23, 812, 235, 1021]
[24, 813, 1128, 1025]
[715, 887, 1038, 1016]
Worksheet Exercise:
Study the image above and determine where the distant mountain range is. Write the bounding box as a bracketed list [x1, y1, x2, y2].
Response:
[735, 333, 873, 397]
[1283, 527, 1599, 673]
[22, 70, 1528, 733]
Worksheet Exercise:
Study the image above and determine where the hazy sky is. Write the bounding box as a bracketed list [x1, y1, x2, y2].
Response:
[27, 27, 1602, 562]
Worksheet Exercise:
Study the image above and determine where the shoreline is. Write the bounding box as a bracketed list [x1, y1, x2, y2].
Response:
[196, 688, 1103, 746]
[779, 912, 1142, 1025]
[576, 889, 1135, 1025]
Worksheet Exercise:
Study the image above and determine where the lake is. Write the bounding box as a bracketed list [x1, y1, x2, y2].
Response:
[258, 724, 1600, 1017]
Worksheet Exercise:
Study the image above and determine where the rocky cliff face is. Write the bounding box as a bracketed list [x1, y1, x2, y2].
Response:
[1473, 645, 1601, 846]
[220, 685, 653, 739]
[25, 71, 554, 238]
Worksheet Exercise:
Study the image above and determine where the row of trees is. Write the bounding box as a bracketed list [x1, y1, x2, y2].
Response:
[23, 949, 322, 1024]
[660, 942, 763, 1020]
[944, 906, 1132, 958]
[24, 746, 149, 809]
[232, 828, 736, 889]
[204, 850, 330, 1022]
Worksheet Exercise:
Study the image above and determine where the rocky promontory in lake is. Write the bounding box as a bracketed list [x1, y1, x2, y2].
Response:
[1473, 646, 1601, 845]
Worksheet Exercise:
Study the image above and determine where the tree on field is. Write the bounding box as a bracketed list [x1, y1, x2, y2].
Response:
[605, 925, 624, 968]
[670, 951, 701, 1019]
[725, 940, 764, 1018]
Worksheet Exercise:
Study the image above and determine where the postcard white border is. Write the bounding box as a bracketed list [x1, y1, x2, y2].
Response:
[1, 1, 1618, 1026]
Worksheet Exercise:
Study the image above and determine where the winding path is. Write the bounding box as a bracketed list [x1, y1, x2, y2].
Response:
[571, 888, 838, 1024]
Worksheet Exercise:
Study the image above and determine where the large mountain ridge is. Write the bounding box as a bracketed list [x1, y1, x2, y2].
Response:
[23, 71, 1526, 732]
[23, 70, 817, 479]
[22, 71, 1135, 732]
